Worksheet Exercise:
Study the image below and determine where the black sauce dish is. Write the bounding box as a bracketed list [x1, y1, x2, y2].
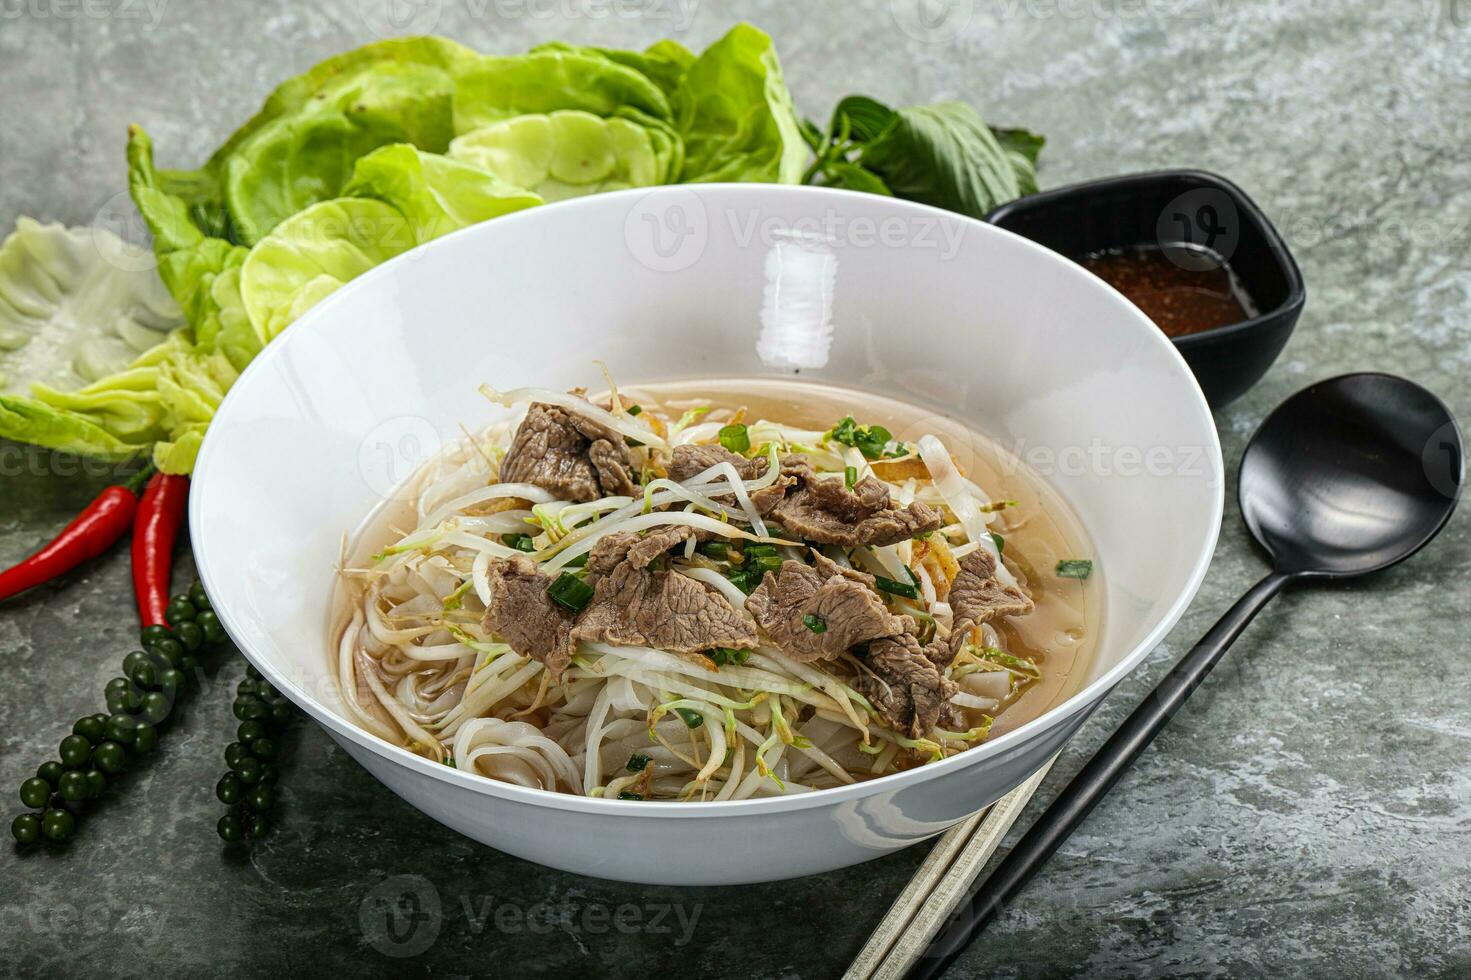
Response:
[985, 170, 1306, 408]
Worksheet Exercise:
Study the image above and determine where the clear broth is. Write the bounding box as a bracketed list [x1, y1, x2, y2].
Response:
[333, 378, 1102, 744]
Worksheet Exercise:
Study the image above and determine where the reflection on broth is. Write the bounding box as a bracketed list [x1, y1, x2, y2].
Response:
[332, 377, 1099, 801]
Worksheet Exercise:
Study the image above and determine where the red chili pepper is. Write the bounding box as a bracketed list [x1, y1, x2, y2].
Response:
[0, 465, 154, 602]
[131, 472, 190, 627]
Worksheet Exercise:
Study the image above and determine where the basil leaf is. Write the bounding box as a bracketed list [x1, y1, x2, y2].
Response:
[854, 101, 1032, 219]
[990, 126, 1046, 195]
[829, 95, 896, 143]
[821, 161, 892, 196]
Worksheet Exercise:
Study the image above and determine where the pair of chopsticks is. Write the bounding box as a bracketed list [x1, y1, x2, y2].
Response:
[843, 756, 1058, 980]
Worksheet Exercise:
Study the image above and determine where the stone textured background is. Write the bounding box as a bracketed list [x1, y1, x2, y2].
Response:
[2, 1, 1468, 977]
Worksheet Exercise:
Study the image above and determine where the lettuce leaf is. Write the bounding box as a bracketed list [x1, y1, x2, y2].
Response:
[0, 218, 181, 396]
[342, 143, 542, 237]
[530, 39, 696, 99]
[2, 28, 816, 473]
[449, 109, 680, 202]
[0, 217, 184, 460]
[138, 37, 480, 249]
[452, 46, 674, 134]
[674, 24, 805, 183]
[239, 198, 416, 342]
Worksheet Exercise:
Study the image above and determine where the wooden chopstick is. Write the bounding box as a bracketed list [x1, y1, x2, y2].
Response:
[843, 756, 1059, 980]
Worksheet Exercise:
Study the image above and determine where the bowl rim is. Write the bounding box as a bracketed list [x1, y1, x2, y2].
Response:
[192, 183, 1225, 819]
[983, 168, 1307, 350]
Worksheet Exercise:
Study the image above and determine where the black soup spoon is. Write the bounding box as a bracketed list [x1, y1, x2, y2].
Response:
[910, 373, 1463, 979]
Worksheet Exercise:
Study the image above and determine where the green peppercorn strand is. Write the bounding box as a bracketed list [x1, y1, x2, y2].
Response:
[214, 663, 297, 844]
[10, 583, 233, 846]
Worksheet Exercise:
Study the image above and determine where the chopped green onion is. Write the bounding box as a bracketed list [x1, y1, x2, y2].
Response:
[547, 573, 594, 612]
[443, 756, 456, 768]
[675, 707, 704, 729]
[501, 533, 536, 552]
[710, 647, 751, 667]
[625, 404, 642, 416]
[802, 613, 827, 634]
[844, 465, 858, 489]
[828, 416, 901, 460]
[743, 543, 777, 558]
[564, 553, 589, 569]
[718, 423, 750, 454]
[991, 532, 1005, 553]
[1056, 559, 1093, 580]
[618, 791, 645, 800]
[874, 575, 920, 600]
[698, 540, 729, 561]
[725, 567, 763, 595]
[626, 753, 651, 772]
[753, 554, 783, 575]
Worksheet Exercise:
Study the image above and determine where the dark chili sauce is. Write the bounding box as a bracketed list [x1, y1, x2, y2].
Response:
[1080, 244, 1257, 337]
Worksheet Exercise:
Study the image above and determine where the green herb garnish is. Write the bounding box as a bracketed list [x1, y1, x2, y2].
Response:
[991, 532, 1005, 554]
[718, 423, 750, 454]
[626, 753, 651, 772]
[844, 465, 858, 489]
[724, 566, 764, 595]
[805, 96, 1043, 221]
[618, 791, 645, 800]
[547, 572, 594, 612]
[874, 575, 920, 600]
[827, 416, 900, 460]
[501, 533, 536, 552]
[1056, 559, 1093, 580]
[710, 647, 751, 667]
[625, 404, 642, 416]
[698, 540, 729, 561]
[675, 707, 704, 729]
[803, 613, 828, 634]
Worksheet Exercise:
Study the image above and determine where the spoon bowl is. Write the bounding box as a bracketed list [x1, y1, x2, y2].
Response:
[1240, 373, 1463, 577]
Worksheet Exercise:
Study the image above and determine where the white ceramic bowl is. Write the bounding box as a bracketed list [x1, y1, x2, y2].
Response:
[191, 185, 1223, 885]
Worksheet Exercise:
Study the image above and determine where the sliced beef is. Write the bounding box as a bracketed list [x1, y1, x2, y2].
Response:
[852, 625, 958, 739]
[571, 527, 757, 654]
[937, 548, 1034, 666]
[500, 401, 636, 503]
[668, 444, 765, 483]
[483, 555, 576, 680]
[666, 444, 793, 515]
[768, 457, 942, 547]
[744, 553, 905, 662]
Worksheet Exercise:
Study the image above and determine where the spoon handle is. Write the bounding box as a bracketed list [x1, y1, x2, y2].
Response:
[907, 570, 1294, 980]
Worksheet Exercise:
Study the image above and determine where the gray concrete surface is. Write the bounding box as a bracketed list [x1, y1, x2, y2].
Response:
[1, 1, 1468, 977]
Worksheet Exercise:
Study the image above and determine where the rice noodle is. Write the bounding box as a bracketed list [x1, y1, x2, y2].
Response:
[336, 382, 1063, 803]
